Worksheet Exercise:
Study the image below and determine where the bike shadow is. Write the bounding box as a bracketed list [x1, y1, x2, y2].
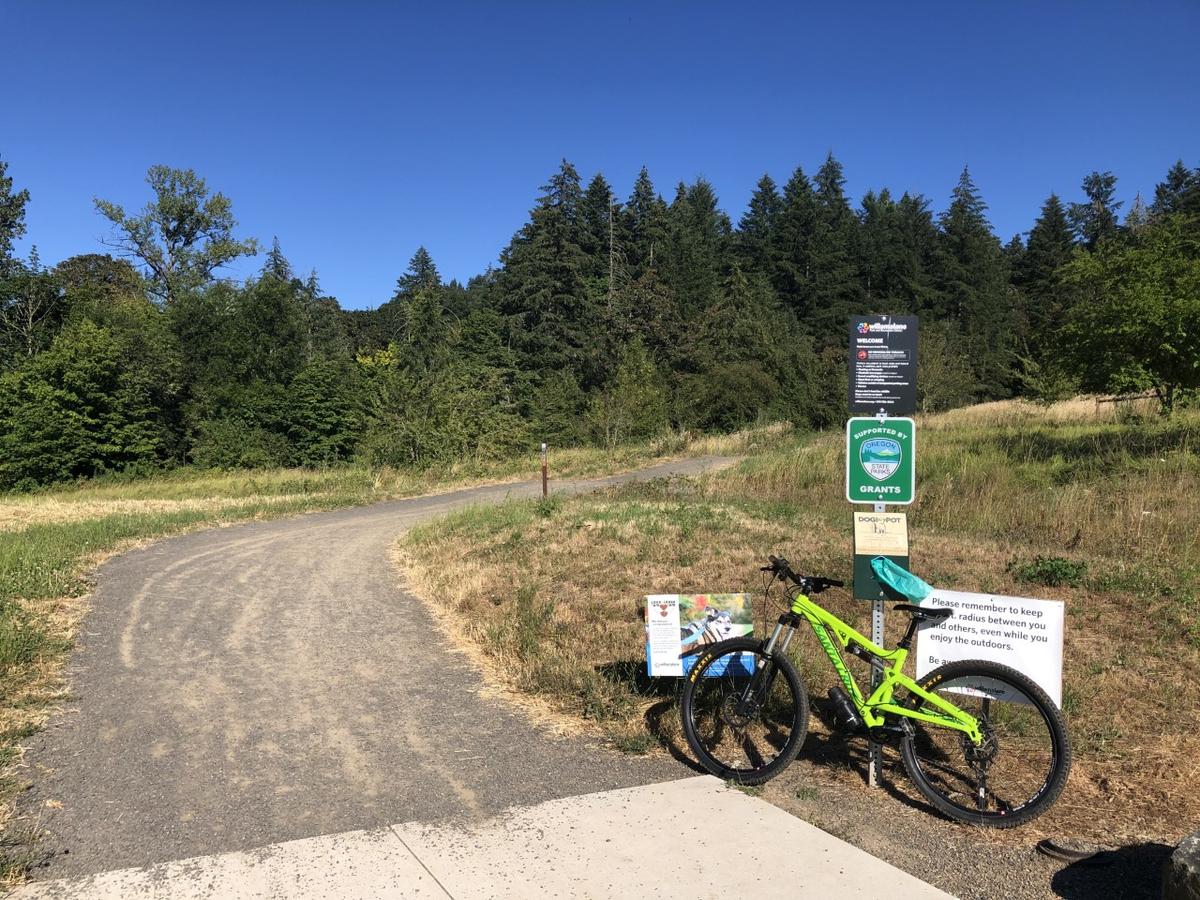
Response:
[599, 659, 988, 823]
[806, 700, 973, 820]
[648, 685, 952, 820]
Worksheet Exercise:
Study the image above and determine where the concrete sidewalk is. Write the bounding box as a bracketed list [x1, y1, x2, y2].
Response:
[15, 777, 954, 899]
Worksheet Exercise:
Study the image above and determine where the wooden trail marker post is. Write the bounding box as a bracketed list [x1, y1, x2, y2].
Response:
[847, 315, 918, 788]
[541, 443, 548, 498]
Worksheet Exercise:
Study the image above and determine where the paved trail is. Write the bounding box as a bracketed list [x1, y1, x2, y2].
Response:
[20, 457, 733, 879]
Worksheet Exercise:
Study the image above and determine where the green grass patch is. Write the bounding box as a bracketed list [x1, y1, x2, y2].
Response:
[1009, 556, 1088, 588]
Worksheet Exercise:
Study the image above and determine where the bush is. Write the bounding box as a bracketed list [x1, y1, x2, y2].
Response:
[191, 419, 292, 469]
[1009, 555, 1088, 588]
[0, 321, 175, 489]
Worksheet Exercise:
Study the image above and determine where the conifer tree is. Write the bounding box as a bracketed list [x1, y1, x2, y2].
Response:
[1124, 193, 1150, 233]
[579, 173, 618, 285]
[737, 174, 782, 275]
[393, 246, 441, 300]
[772, 166, 818, 319]
[623, 167, 669, 274]
[1069, 171, 1122, 249]
[660, 179, 730, 320]
[1151, 161, 1195, 216]
[1150, 160, 1200, 223]
[495, 160, 594, 384]
[1015, 193, 1076, 355]
[934, 167, 1013, 398]
[808, 153, 862, 337]
[858, 189, 942, 315]
[377, 247, 444, 345]
[263, 237, 293, 281]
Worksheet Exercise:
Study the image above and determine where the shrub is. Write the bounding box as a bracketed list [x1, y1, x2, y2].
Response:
[1010, 555, 1088, 588]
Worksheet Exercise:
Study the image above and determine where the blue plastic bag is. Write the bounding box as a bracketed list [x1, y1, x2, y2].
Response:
[870, 556, 934, 603]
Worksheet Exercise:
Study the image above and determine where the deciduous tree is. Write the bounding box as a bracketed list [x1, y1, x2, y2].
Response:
[1059, 215, 1200, 414]
[96, 165, 258, 305]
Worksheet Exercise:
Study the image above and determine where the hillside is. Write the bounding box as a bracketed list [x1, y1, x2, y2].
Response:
[401, 397, 1200, 854]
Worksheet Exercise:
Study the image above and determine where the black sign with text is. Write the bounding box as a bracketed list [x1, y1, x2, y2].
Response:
[849, 315, 918, 415]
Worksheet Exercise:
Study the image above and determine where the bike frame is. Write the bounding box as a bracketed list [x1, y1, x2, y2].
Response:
[762, 591, 983, 744]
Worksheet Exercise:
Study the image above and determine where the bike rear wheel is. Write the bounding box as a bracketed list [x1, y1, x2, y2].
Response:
[679, 638, 809, 785]
[900, 660, 1071, 828]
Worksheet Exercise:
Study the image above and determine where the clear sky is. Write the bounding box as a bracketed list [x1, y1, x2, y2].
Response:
[5, 1, 1197, 309]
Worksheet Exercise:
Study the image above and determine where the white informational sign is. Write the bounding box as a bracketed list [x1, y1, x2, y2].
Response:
[644, 594, 754, 677]
[915, 590, 1064, 708]
[645, 594, 684, 677]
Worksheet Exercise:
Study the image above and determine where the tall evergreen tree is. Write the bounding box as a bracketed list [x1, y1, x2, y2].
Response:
[1069, 171, 1122, 249]
[934, 167, 1013, 398]
[808, 153, 862, 337]
[1150, 160, 1199, 218]
[1015, 193, 1075, 354]
[737, 174, 782, 275]
[771, 166, 818, 319]
[1124, 192, 1150, 233]
[857, 189, 940, 314]
[495, 160, 595, 384]
[623, 167, 669, 274]
[377, 246, 444, 344]
[262, 237, 293, 281]
[579, 173, 618, 285]
[660, 179, 730, 321]
[393, 246, 441, 300]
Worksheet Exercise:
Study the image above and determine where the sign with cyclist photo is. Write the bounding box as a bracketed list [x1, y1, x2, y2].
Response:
[645, 593, 753, 677]
[915, 590, 1065, 707]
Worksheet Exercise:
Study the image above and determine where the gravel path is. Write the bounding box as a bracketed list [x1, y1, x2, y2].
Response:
[16, 458, 733, 880]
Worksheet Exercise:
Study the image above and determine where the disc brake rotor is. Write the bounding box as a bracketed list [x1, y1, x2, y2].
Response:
[720, 692, 757, 729]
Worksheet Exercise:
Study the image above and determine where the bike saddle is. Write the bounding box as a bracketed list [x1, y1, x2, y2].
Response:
[894, 604, 952, 623]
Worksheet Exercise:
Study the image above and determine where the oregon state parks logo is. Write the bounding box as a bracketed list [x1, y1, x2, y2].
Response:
[860, 438, 902, 481]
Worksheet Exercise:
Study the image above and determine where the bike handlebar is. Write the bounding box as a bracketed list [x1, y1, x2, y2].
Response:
[762, 555, 844, 593]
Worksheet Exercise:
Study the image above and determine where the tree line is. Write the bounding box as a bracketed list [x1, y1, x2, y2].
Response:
[0, 153, 1197, 490]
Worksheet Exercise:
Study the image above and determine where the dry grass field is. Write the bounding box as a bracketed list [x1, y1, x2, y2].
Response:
[401, 398, 1200, 850]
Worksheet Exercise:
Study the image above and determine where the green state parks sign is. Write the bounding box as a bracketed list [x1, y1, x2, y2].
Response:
[846, 417, 916, 505]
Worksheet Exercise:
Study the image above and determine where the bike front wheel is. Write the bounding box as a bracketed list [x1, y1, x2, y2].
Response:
[900, 659, 1071, 828]
[679, 638, 809, 785]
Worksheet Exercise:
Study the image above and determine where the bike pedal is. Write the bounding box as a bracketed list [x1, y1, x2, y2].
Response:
[866, 725, 908, 745]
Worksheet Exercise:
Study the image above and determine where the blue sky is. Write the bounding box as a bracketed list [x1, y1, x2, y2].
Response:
[5, 1, 1198, 309]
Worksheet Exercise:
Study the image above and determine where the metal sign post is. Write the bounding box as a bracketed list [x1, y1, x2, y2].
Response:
[867, 423, 887, 788]
[847, 315, 919, 791]
[867, 500, 888, 786]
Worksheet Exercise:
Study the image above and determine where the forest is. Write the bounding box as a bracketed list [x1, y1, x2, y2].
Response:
[0, 153, 1198, 491]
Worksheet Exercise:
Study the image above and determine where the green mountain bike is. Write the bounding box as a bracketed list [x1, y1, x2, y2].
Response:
[679, 556, 1071, 828]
